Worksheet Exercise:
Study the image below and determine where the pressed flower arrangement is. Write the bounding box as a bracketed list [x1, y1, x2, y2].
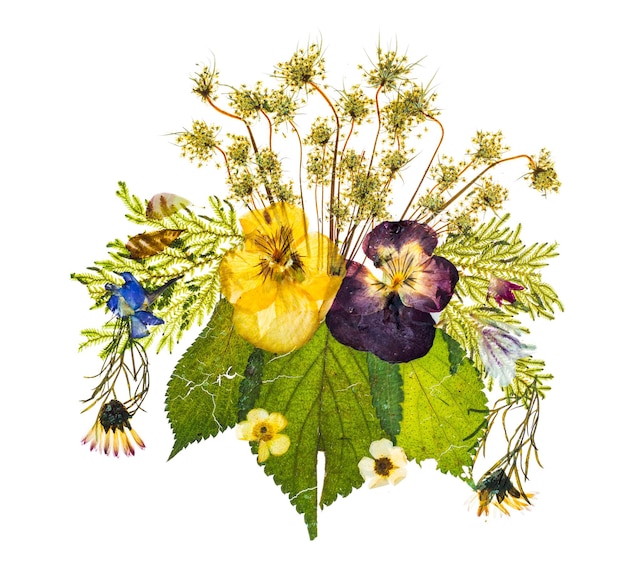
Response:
[72, 42, 562, 539]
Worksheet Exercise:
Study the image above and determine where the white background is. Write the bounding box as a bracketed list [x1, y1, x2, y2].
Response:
[2, 1, 623, 579]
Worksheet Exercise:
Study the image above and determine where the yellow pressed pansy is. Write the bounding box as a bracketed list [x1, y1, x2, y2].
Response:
[220, 202, 344, 352]
[236, 408, 290, 462]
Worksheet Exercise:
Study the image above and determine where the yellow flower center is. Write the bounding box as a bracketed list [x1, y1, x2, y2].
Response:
[374, 456, 394, 477]
[256, 226, 305, 283]
[253, 422, 275, 442]
[388, 272, 407, 292]
[379, 251, 421, 294]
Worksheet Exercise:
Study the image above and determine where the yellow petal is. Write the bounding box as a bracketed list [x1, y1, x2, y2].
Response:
[111, 432, 120, 457]
[298, 234, 346, 301]
[267, 412, 287, 431]
[268, 433, 290, 457]
[240, 202, 308, 242]
[247, 408, 270, 423]
[120, 432, 132, 456]
[298, 232, 344, 276]
[236, 420, 254, 440]
[220, 248, 278, 311]
[233, 285, 321, 352]
[236, 279, 280, 314]
[130, 428, 145, 449]
[257, 441, 270, 463]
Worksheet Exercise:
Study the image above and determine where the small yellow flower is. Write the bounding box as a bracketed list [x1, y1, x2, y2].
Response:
[220, 202, 344, 353]
[236, 408, 291, 462]
[358, 438, 408, 488]
[473, 469, 534, 517]
[81, 400, 145, 457]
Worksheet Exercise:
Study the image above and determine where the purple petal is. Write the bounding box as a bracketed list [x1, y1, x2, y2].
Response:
[327, 294, 436, 363]
[363, 221, 438, 265]
[330, 260, 387, 315]
[398, 254, 459, 313]
[487, 277, 525, 306]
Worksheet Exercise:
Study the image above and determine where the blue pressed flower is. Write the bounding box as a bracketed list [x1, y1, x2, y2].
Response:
[326, 221, 458, 363]
[105, 273, 165, 338]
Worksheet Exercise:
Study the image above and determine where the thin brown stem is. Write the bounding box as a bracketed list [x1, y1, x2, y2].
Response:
[367, 86, 384, 176]
[205, 96, 273, 203]
[214, 145, 232, 179]
[260, 109, 273, 150]
[428, 154, 534, 219]
[309, 81, 340, 242]
[289, 120, 305, 210]
[400, 114, 444, 220]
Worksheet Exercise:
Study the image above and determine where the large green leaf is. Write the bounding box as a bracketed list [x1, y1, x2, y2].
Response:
[367, 354, 403, 443]
[165, 299, 254, 459]
[397, 330, 487, 477]
[256, 324, 385, 540]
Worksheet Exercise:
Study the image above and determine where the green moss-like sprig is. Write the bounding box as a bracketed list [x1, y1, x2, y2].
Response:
[72, 182, 242, 353]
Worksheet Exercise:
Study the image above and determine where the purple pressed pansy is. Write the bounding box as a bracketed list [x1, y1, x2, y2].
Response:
[487, 276, 524, 306]
[105, 272, 165, 339]
[326, 221, 458, 363]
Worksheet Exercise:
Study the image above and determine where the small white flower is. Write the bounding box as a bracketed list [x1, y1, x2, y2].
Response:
[358, 439, 408, 488]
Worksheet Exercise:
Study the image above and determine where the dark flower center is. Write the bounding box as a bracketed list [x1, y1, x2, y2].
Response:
[477, 469, 520, 503]
[99, 400, 131, 433]
[256, 226, 304, 282]
[374, 457, 394, 477]
[254, 422, 274, 442]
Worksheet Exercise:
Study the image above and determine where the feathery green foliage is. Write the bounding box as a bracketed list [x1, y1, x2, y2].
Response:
[71, 182, 243, 353]
[438, 214, 562, 321]
[435, 214, 561, 397]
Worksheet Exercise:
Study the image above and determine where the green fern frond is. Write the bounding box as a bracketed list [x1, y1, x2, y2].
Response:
[116, 182, 146, 222]
[154, 268, 223, 352]
[72, 183, 244, 356]
[79, 324, 118, 352]
[439, 299, 553, 400]
[438, 214, 562, 321]
[508, 357, 552, 401]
